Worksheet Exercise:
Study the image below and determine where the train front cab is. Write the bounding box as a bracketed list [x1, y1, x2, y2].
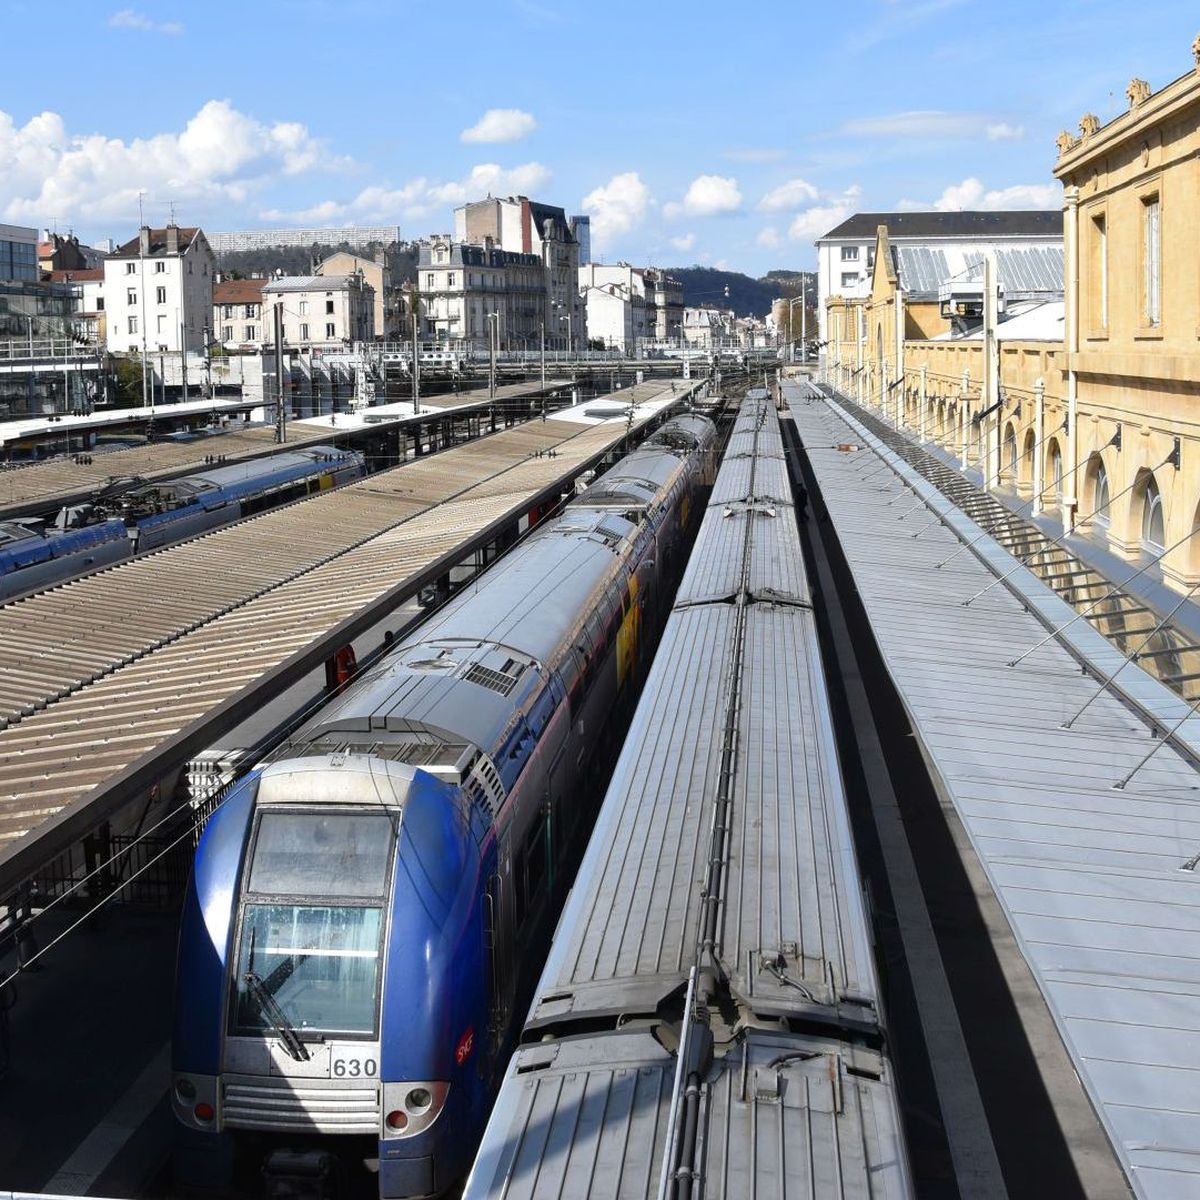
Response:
[172, 756, 493, 1199]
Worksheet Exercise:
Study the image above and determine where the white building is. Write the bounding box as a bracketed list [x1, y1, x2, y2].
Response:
[456, 196, 583, 349]
[260, 274, 374, 348]
[580, 282, 648, 352]
[683, 306, 731, 348]
[103, 225, 215, 355]
[206, 226, 400, 255]
[578, 263, 682, 346]
[814, 210, 1064, 353]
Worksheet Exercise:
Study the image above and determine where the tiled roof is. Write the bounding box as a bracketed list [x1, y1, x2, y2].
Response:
[212, 278, 266, 304]
[111, 227, 203, 258]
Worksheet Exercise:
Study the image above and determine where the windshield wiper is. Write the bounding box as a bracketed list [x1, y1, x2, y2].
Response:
[244, 971, 310, 1062]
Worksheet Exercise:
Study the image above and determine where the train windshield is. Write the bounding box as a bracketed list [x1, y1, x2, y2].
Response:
[230, 810, 395, 1039]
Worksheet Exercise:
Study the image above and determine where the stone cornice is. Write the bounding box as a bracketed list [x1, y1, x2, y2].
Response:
[1054, 56, 1200, 178]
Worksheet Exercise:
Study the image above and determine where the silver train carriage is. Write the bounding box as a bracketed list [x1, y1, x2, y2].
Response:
[171, 412, 718, 1199]
[464, 392, 914, 1199]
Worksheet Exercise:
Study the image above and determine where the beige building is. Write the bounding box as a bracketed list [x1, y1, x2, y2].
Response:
[1052, 38, 1200, 587]
[260, 274, 374, 348]
[314, 250, 402, 339]
[823, 33, 1200, 595]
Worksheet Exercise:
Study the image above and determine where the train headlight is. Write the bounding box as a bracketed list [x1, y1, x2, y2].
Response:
[380, 1082, 448, 1139]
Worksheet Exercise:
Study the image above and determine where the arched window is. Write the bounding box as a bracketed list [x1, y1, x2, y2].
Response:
[1092, 459, 1110, 527]
[1049, 442, 1064, 500]
[1004, 425, 1017, 479]
[1142, 475, 1165, 551]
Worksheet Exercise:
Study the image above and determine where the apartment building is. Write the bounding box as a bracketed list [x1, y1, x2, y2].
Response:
[456, 196, 583, 349]
[260, 274, 374, 348]
[212, 278, 265, 348]
[417, 235, 544, 348]
[103, 224, 215, 355]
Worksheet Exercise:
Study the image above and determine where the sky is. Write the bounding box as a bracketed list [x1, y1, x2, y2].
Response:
[1, 0, 1197, 274]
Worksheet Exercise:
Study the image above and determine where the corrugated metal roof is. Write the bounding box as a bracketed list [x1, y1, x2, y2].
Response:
[466, 1029, 909, 1200]
[893, 244, 1064, 298]
[789, 381, 1200, 1200]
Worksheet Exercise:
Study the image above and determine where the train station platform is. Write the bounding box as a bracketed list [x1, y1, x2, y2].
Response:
[789, 379, 1200, 1200]
[0, 380, 567, 518]
[0, 378, 705, 898]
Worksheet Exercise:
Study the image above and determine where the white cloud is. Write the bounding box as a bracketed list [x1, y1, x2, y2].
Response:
[841, 110, 1024, 141]
[0, 100, 340, 225]
[786, 186, 863, 242]
[757, 226, 781, 248]
[109, 8, 184, 34]
[902, 176, 1059, 212]
[460, 108, 537, 145]
[758, 178, 819, 212]
[580, 171, 650, 251]
[986, 122, 1025, 141]
[665, 174, 742, 219]
[670, 232, 696, 252]
[264, 162, 553, 225]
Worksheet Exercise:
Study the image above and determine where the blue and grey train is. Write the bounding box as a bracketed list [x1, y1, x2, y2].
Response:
[170, 412, 718, 1198]
[0, 445, 363, 602]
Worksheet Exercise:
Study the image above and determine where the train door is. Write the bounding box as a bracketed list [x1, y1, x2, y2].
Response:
[482, 867, 514, 1064]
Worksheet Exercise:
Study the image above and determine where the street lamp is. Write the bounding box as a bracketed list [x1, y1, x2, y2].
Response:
[787, 281, 815, 364]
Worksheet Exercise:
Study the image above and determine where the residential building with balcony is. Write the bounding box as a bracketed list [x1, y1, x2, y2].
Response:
[456, 196, 584, 349]
[417, 235, 544, 349]
[578, 263, 683, 345]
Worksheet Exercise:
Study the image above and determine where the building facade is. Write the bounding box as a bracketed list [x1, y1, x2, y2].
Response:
[580, 282, 648, 352]
[260, 274, 374, 348]
[1052, 37, 1200, 588]
[455, 196, 584, 349]
[48, 268, 106, 344]
[815, 210, 1064, 355]
[578, 263, 683, 346]
[212, 277, 265, 348]
[417, 235, 544, 348]
[103, 225, 215, 356]
[823, 36, 1200, 599]
[206, 226, 400, 255]
[315, 250, 403, 339]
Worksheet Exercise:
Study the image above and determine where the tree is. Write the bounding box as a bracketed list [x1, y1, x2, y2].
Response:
[112, 355, 144, 408]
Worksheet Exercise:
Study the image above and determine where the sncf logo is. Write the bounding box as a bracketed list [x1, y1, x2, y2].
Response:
[455, 1027, 475, 1066]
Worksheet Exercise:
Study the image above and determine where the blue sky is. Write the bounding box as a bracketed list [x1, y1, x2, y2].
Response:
[1, 0, 1197, 273]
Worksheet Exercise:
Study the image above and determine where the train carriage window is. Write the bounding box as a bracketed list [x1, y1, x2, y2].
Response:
[515, 818, 548, 928]
[248, 811, 392, 897]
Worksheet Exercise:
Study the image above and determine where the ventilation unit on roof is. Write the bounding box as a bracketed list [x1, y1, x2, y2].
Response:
[938, 279, 1006, 322]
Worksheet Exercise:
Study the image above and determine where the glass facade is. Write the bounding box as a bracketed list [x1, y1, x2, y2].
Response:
[0, 236, 37, 283]
[0, 281, 99, 419]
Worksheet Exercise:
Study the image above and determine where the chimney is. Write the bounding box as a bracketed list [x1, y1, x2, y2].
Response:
[139, 226, 151, 255]
[166, 224, 180, 255]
